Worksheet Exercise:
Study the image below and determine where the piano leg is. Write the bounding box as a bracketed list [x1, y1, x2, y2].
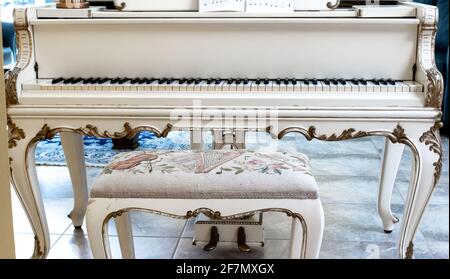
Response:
[378, 138, 404, 233]
[115, 212, 135, 259]
[60, 132, 88, 229]
[398, 126, 442, 259]
[9, 133, 50, 258]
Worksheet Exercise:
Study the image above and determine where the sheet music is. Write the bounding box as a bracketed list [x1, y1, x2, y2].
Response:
[199, 0, 246, 12]
[246, 0, 294, 12]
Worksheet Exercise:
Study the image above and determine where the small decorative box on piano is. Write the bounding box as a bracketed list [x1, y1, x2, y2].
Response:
[112, 0, 198, 11]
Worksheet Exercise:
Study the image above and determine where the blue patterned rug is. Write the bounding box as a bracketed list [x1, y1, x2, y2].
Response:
[35, 131, 192, 167]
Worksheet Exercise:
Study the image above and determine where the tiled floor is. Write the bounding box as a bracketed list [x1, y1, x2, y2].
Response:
[11, 133, 449, 259]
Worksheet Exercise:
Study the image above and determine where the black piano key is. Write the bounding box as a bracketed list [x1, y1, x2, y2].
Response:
[52, 77, 64, 84]
[291, 79, 297, 85]
[83, 77, 94, 84]
[187, 79, 195, 85]
[304, 79, 310, 85]
[243, 79, 249, 85]
[71, 78, 83, 84]
[63, 78, 74, 84]
[379, 79, 388, 85]
[167, 79, 175, 84]
[275, 79, 281, 85]
[194, 79, 202, 85]
[235, 79, 242, 85]
[206, 79, 213, 85]
[110, 78, 121, 84]
[90, 78, 101, 84]
[264, 79, 270, 85]
[387, 79, 396, 85]
[227, 79, 234, 85]
[351, 79, 359, 85]
[323, 79, 330, 85]
[337, 79, 346, 85]
[118, 78, 129, 84]
[283, 79, 289, 85]
[358, 79, 367, 85]
[214, 79, 222, 85]
[99, 78, 110, 84]
[371, 79, 380, 85]
[255, 79, 261, 85]
[178, 79, 187, 84]
[330, 79, 338, 85]
[311, 79, 318, 85]
[137, 78, 147, 84]
[130, 78, 141, 84]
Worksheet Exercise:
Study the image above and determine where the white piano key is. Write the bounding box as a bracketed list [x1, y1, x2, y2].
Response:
[279, 81, 287, 92]
[243, 81, 252, 92]
[287, 81, 294, 92]
[300, 81, 309, 92]
[365, 81, 374, 92]
[265, 81, 273, 92]
[257, 81, 266, 92]
[294, 81, 302, 92]
[358, 82, 367, 93]
[320, 81, 330, 92]
[387, 83, 396, 92]
[329, 82, 338, 92]
[379, 82, 389, 93]
[307, 82, 316, 92]
[337, 83, 345, 92]
[350, 81, 359, 92]
[199, 80, 210, 92]
[236, 80, 245, 91]
[229, 80, 238, 92]
[404, 81, 423, 92]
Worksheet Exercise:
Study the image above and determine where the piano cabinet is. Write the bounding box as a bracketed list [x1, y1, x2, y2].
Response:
[5, 2, 445, 259]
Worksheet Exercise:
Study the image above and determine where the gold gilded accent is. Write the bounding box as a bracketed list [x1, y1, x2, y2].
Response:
[7, 118, 26, 148]
[31, 236, 44, 259]
[425, 68, 444, 108]
[326, 0, 340, 10]
[278, 126, 368, 141]
[5, 8, 33, 106]
[405, 242, 414, 259]
[101, 207, 308, 259]
[30, 122, 173, 143]
[419, 121, 444, 187]
[115, 2, 126, 11]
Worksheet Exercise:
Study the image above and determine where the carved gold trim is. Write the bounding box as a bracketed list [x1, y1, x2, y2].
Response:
[405, 242, 414, 259]
[326, 0, 340, 10]
[416, 6, 444, 109]
[102, 207, 307, 259]
[31, 236, 44, 259]
[278, 126, 369, 141]
[7, 118, 26, 148]
[420, 121, 443, 184]
[115, 2, 126, 11]
[29, 122, 173, 145]
[5, 8, 33, 106]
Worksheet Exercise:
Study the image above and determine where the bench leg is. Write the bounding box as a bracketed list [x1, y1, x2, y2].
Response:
[289, 201, 324, 259]
[86, 201, 112, 259]
[115, 212, 136, 259]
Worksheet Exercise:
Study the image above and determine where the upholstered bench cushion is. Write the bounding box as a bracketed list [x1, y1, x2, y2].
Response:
[90, 150, 318, 200]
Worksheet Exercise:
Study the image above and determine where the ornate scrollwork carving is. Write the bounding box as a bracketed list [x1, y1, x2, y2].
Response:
[5, 8, 33, 106]
[419, 122, 443, 185]
[7, 118, 26, 148]
[30, 122, 174, 145]
[425, 68, 444, 108]
[187, 208, 222, 219]
[326, 0, 340, 10]
[278, 126, 369, 141]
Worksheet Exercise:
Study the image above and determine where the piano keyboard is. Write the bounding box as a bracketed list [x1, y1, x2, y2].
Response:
[24, 78, 424, 93]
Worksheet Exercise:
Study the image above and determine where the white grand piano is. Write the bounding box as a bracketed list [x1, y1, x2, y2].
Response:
[5, 0, 444, 259]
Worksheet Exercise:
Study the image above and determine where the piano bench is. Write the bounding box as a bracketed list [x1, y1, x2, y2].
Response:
[86, 150, 324, 259]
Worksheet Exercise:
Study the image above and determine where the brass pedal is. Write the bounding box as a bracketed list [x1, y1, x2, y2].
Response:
[237, 227, 251, 252]
[203, 226, 219, 251]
